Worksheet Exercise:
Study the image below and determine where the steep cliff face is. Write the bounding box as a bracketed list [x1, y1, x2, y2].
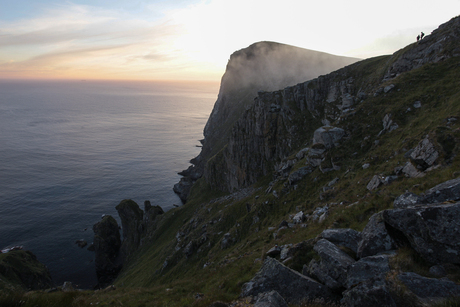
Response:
[175, 41, 359, 201]
[204, 16, 460, 192]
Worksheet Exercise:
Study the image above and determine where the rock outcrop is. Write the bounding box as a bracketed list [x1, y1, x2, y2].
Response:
[116, 199, 144, 261]
[92, 215, 122, 288]
[0, 250, 53, 291]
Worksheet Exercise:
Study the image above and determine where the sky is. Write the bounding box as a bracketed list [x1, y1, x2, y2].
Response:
[0, 0, 459, 81]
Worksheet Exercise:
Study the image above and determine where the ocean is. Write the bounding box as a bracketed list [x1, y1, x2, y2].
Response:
[0, 79, 219, 289]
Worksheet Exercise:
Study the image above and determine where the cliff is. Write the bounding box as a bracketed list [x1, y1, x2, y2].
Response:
[174, 41, 359, 202]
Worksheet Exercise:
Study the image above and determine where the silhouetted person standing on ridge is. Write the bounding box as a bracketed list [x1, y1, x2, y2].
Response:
[421, 32, 425, 39]
[417, 35, 420, 42]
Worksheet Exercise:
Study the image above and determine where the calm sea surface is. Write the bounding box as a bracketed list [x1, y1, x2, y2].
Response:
[0, 79, 219, 288]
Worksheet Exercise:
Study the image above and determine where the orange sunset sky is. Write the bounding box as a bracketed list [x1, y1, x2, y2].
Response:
[0, 0, 459, 81]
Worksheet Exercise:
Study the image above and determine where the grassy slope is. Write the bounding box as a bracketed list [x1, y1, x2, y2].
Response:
[3, 47, 460, 306]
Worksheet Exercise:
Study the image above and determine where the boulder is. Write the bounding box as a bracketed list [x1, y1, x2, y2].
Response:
[288, 166, 314, 185]
[422, 177, 460, 204]
[292, 211, 306, 224]
[357, 212, 396, 259]
[346, 254, 393, 289]
[320, 228, 362, 253]
[240, 257, 336, 305]
[367, 175, 383, 191]
[221, 233, 233, 250]
[341, 276, 397, 307]
[410, 138, 439, 169]
[306, 259, 342, 290]
[266, 245, 281, 258]
[93, 215, 122, 287]
[393, 192, 423, 209]
[312, 126, 345, 149]
[383, 202, 460, 264]
[401, 162, 425, 178]
[398, 272, 460, 303]
[313, 239, 355, 288]
[253, 291, 289, 307]
[116, 199, 144, 261]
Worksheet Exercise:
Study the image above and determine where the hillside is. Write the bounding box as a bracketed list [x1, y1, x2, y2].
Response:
[2, 15, 460, 307]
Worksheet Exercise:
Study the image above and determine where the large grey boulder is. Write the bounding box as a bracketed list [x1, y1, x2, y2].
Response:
[357, 212, 396, 259]
[240, 257, 336, 304]
[383, 202, 460, 264]
[346, 254, 393, 289]
[423, 177, 460, 204]
[341, 276, 397, 307]
[306, 259, 342, 290]
[409, 138, 439, 169]
[394, 177, 460, 208]
[253, 291, 289, 307]
[313, 239, 355, 288]
[398, 272, 460, 304]
[320, 228, 361, 254]
[312, 126, 345, 149]
[367, 175, 383, 191]
[401, 162, 425, 178]
[288, 166, 314, 185]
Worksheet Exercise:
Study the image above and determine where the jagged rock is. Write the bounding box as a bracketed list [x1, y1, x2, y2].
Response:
[173, 177, 193, 203]
[292, 211, 306, 224]
[311, 205, 329, 222]
[401, 161, 425, 178]
[306, 259, 342, 290]
[312, 126, 345, 149]
[357, 212, 396, 259]
[240, 257, 336, 304]
[183, 240, 197, 258]
[253, 291, 289, 307]
[346, 254, 393, 289]
[75, 239, 87, 248]
[144, 202, 164, 233]
[379, 114, 399, 135]
[422, 177, 460, 204]
[321, 228, 362, 253]
[362, 163, 370, 169]
[383, 202, 460, 264]
[414, 101, 422, 108]
[279, 244, 293, 261]
[116, 199, 144, 261]
[341, 276, 397, 307]
[367, 175, 383, 191]
[393, 192, 423, 209]
[384, 84, 395, 93]
[313, 239, 355, 288]
[93, 215, 122, 287]
[410, 138, 439, 169]
[288, 166, 314, 185]
[295, 148, 310, 159]
[398, 272, 460, 303]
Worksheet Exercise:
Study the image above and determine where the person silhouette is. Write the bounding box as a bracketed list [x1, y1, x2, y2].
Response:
[417, 35, 420, 42]
[421, 32, 425, 39]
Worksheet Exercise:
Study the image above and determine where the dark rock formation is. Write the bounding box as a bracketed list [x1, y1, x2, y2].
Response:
[346, 254, 393, 289]
[0, 250, 53, 290]
[93, 215, 122, 287]
[311, 239, 355, 289]
[320, 228, 361, 254]
[341, 276, 397, 307]
[116, 199, 144, 261]
[241, 257, 336, 304]
[253, 291, 289, 307]
[398, 272, 460, 304]
[357, 212, 396, 258]
[383, 202, 460, 264]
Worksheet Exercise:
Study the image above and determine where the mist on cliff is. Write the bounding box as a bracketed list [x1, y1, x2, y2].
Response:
[220, 41, 360, 94]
